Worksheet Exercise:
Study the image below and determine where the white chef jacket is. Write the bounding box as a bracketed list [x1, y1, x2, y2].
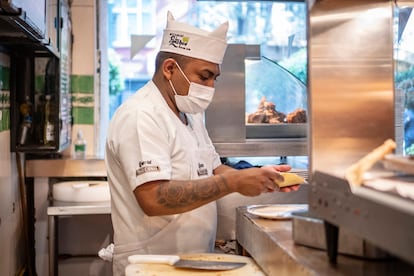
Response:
[105, 81, 222, 275]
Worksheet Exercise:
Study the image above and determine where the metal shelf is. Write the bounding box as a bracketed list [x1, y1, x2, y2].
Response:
[213, 138, 308, 157]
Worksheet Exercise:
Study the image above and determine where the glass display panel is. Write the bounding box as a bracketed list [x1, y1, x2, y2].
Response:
[395, 5, 414, 154]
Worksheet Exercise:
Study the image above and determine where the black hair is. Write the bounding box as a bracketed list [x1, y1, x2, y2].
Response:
[154, 51, 191, 73]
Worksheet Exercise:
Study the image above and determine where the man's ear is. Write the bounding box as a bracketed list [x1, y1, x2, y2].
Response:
[162, 58, 176, 79]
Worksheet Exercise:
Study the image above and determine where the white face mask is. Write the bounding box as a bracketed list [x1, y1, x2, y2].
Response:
[169, 62, 215, 114]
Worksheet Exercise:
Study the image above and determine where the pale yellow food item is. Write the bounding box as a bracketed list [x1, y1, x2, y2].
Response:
[345, 139, 396, 186]
[275, 172, 305, 188]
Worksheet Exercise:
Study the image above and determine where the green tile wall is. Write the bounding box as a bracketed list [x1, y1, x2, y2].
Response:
[71, 75, 94, 124]
[0, 65, 10, 132]
[0, 64, 10, 89]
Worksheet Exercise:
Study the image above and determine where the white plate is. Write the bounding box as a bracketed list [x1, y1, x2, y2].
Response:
[383, 154, 414, 174]
[247, 204, 308, 220]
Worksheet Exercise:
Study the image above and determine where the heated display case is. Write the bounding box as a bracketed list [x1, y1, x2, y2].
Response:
[245, 56, 307, 139]
[205, 44, 308, 158]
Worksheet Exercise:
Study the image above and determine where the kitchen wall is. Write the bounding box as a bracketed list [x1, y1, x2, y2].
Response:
[68, 0, 97, 158]
[0, 52, 25, 275]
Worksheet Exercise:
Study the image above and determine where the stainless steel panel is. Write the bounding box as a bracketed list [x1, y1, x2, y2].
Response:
[246, 124, 307, 139]
[309, 171, 414, 265]
[214, 138, 307, 157]
[292, 211, 388, 259]
[309, 0, 395, 177]
[205, 44, 260, 143]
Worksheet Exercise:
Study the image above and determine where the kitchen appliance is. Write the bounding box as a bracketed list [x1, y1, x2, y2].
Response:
[10, 51, 72, 153]
[304, 0, 414, 266]
[309, 171, 414, 264]
[6, 0, 72, 154]
[0, 0, 47, 43]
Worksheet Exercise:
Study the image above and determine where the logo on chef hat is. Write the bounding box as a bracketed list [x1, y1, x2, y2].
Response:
[159, 11, 229, 64]
[168, 32, 190, 50]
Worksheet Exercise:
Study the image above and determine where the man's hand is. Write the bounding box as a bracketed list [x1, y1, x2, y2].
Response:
[261, 164, 302, 192]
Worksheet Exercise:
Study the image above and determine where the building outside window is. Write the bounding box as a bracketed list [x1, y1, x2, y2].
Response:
[106, 0, 307, 118]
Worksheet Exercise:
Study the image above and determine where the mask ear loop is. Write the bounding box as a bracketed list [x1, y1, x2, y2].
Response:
[174, 62, 191, 84]
[167, 60, 180, 96]
[167, 61, 189, 96]
[169, 77, 187, 123]
[169, 79, 178, 95]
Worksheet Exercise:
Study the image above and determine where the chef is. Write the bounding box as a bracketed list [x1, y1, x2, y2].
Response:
[105, 11, 300, 275]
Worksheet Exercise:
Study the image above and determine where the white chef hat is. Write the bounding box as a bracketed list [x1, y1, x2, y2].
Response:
[159, 11, 229, 64]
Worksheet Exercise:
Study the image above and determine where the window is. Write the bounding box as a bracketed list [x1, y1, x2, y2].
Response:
[395, 5, 414, 154]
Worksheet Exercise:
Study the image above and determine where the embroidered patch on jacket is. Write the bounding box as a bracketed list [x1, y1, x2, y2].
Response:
[136, 160, 160, 176]
[197, 162, 208, 177]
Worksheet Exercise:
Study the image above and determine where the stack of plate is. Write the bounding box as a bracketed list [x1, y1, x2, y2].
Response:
[53, 181, 110, 202]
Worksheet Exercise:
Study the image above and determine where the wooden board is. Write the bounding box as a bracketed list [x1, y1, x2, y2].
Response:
[125, 253, 265, 276]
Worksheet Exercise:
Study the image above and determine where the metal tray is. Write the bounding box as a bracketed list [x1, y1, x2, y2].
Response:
[246, 123, 307, 138]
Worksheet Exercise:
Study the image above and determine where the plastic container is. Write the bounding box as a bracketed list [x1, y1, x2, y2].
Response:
[74, 129, 86, 159]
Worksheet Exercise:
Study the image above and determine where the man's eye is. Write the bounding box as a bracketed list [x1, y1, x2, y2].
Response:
[199, 75, 209, 81]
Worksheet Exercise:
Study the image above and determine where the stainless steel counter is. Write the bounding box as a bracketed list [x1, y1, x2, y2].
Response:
[236, 206, 414, 276]
[26, 157, 107, 177]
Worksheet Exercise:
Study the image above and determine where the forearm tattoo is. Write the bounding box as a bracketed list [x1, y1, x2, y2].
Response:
[157, 175, 226, 208]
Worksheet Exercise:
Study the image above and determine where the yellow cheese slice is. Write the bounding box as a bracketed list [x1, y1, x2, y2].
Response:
[275, 172, 305, 188]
